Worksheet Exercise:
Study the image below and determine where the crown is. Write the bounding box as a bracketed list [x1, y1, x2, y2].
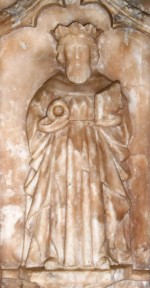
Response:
[54, 22, 100, 41]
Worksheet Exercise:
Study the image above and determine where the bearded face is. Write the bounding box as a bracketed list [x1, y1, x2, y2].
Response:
[64, 37, 91, 84]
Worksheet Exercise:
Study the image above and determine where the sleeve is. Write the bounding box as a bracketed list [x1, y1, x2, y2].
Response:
[95, 81, 132, 181]
[26, 84, 56, 160]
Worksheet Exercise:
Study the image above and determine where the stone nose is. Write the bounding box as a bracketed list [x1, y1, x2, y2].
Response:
[75, 48, 80, 60]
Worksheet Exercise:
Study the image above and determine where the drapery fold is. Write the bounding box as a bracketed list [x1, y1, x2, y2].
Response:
[23, 82, 131, 268]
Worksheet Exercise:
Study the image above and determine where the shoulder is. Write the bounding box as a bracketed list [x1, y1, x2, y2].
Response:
[29, 74, 62, 117]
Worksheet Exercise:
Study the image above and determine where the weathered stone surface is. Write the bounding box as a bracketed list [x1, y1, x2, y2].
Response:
[1, 276, 150, 288]
[0, 0, 17, 11]
[110, 280, 150, 288]
[0, 0, 149, 287]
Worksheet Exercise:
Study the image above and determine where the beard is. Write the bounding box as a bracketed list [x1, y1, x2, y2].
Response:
[66, 62, 91, 84]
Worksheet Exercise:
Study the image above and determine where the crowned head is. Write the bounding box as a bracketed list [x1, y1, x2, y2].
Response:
[54, 22, 101, 84]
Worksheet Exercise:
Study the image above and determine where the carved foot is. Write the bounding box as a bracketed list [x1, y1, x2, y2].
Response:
[45, 259, 62, 270]
[96, 257, 110, 269]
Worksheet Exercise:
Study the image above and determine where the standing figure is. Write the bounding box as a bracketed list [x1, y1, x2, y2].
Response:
[23, 22, 131, 269]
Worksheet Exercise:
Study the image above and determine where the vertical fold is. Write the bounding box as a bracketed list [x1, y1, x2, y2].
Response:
[24, 134, 55, 266]
[81, 124, 93, 266]
[48, 128, 68, 264]
[86, 125, 107, 267]
[64, 125, 78, 266]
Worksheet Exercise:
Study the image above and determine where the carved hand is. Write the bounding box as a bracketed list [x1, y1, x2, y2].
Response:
[38, 98, 69, 133]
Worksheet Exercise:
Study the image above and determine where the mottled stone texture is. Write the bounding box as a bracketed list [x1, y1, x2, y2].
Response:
[0, 0, 150, 287]
[0, 0, 17, 11]
[98, 28, 150, 270]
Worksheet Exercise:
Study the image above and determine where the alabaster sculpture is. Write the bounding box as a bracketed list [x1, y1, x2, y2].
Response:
[22, 22, 131, 269]
[0, 1, 150, 287]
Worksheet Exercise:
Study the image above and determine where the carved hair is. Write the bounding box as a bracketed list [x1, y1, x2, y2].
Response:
[54, 22, 101, 67]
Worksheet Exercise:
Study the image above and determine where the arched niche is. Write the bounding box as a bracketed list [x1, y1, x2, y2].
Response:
[0, 0, 149, 280]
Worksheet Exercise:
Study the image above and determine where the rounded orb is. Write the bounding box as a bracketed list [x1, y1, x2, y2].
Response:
[53, 105, 64, 117]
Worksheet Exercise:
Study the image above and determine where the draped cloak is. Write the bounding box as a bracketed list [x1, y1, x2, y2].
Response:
[22, 73, 132, 268]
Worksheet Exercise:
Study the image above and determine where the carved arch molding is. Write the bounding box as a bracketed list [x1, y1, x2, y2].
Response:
[0, 0, 150, 288]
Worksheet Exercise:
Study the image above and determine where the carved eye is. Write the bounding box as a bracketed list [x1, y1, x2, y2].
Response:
[53, 105, 65, 117]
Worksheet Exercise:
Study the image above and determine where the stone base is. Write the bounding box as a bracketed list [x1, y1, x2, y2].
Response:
[1, 268, 150, 288]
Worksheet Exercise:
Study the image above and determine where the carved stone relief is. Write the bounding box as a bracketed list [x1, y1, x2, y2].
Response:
[0, 0, 150, 287]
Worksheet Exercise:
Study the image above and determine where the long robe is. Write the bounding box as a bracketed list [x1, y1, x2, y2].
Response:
[22, 75, 131, 268]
